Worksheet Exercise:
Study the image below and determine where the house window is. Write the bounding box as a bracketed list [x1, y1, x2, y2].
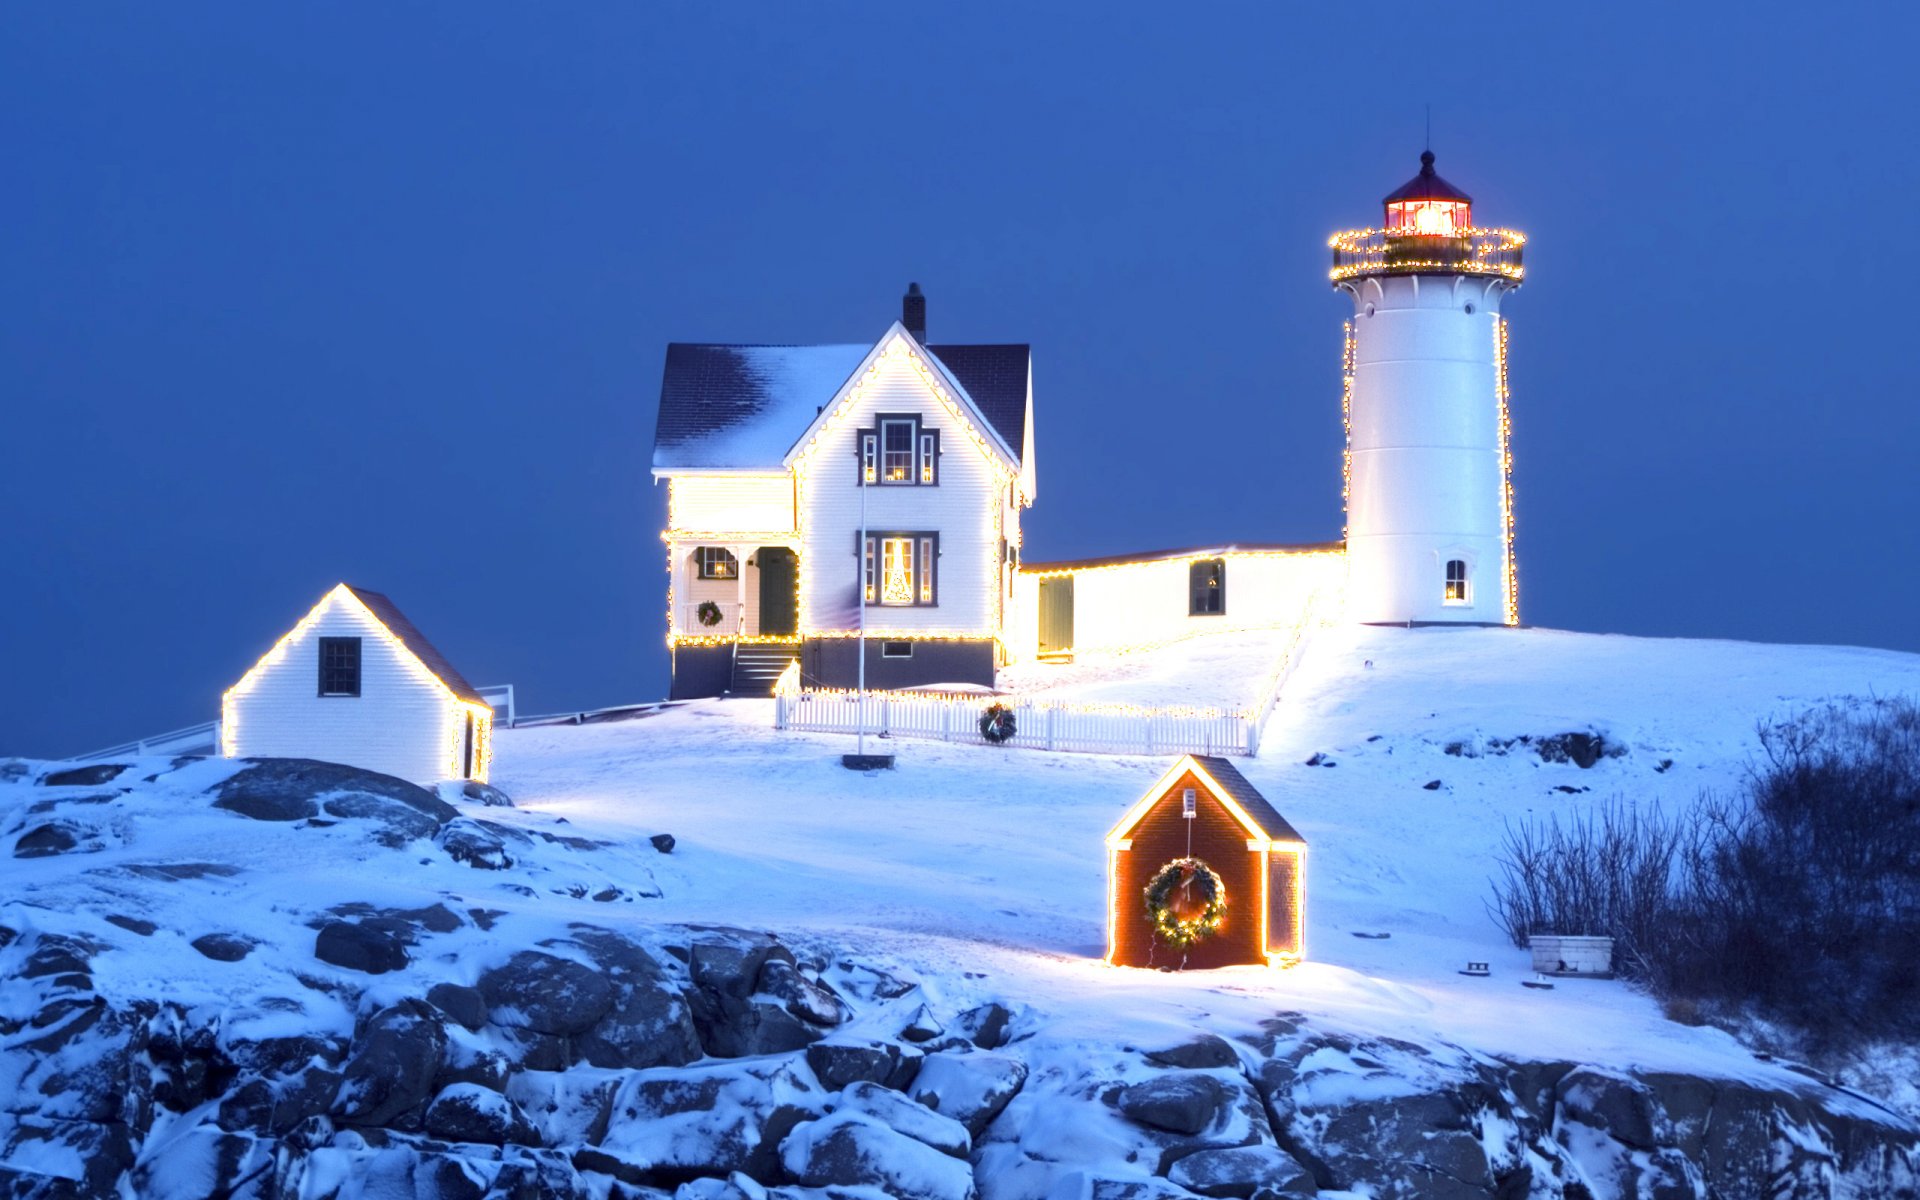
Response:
[1190, 558, 1226, 615]
[882, 640, 913, 658]
[858, 416, 937, 485]
[861, 531, 937, 606]
[696, 547, 738, 580]
[1444, 559, 1470, 604]
[318, 636, 361, 697]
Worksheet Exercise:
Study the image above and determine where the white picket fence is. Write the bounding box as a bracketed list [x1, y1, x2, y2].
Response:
[774, 592, 1328, 758]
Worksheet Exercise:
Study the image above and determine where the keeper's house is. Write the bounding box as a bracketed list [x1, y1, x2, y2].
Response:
[651, 285, 1034, 698]
[220, 583, 495, 786]
[1106, 755, 1306, 970]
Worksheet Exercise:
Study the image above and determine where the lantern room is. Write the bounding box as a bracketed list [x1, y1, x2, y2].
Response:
[1383, 150, 1472, 236]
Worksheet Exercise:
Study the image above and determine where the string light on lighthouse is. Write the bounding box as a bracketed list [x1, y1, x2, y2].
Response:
[1495, 316, 1520, 627]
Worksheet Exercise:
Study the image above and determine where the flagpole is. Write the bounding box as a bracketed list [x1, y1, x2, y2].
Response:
[857, 459, 867, 758]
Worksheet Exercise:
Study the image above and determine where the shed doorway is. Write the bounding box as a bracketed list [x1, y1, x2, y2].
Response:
[1039, 575, 1074, 658]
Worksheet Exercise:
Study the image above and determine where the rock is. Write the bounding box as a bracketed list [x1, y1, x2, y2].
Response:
[215, 758, 456, 827]
[568, 927, 702, 1070]
[424, 1082, 540, 1146]
[42, 763, 128, 787]
[901, 1003, 945, 1043]
[687, 929, 830, 1058]
[1118, 1073, 1229, 1137]
[190, 933, 255, 962]
[806, 1039, 922, 1092]
[1167, 1145, 1315, 1199]
[957, 1002, 1014, 1050]
[479, 950, 615, 1037]
[127, 1124, 277, 1200]
[321, 791, 448, 847]
[313, 921, 409, 974]
[426, 983, 489, 1031]
[333, 1001, 448, 1129]
[651, 832, 676, 853]
[836, 1080, 971, 1158]
[0, 1115, 137, 1198]
[105, 914, 158, 937]
[438, 819, 517, 869]
[780, 1110, 978, 1200]
[597, 1058, 825, 1182]
[435, 1024, 513, 1093]
[506, 1068, 624, 1148]
[461, 780, 515, 807]
[1422, 779, 1443, 791]
[1556, 1066, 1658, 1151]
[760, 958, 848, 1028]
[909, 1052, 1028, 1138]
[13, 822, 86, 858]
[1144, 1035, 1240, 1071]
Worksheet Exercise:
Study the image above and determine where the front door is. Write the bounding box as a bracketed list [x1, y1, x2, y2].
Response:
[757, 547, 798, 636]
[1039, 575, 1074, 656]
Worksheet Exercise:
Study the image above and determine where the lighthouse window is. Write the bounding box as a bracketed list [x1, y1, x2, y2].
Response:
[1444, 559, 1470, 604]
[1190, 558, 1226, 615]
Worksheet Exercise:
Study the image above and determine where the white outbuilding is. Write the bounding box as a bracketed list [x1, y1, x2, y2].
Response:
[220, 583, 493, 786]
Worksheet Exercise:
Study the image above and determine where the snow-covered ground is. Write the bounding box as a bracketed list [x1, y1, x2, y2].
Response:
[494, 624, 1920, 1092]
[994, 626, 1304, 712]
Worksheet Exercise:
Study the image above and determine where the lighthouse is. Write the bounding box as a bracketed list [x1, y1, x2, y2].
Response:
[1331, 151, 1526, 626]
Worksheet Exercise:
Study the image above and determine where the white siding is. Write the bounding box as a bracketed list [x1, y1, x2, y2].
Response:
[797, 349, 1012, 637]
[223, 588, 471, 786]
[1013, 551, 1344, 659]
[668, 475, 794, 534]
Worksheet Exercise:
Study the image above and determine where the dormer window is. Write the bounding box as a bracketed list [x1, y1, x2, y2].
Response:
[858, 415, 938, 485]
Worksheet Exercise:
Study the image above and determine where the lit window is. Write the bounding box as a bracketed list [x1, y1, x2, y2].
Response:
[1444, 559, 1470, 604]
[1387, 198, 1470, 235]
[1190, 558, 1225, 615]
[858, 416, 936, 485]
[318, 636, 361, 697]
[862, 532, 937, 607]
[696, 547, 738, 580]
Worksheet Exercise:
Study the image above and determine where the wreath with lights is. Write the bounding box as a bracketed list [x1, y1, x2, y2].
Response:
[979, 703, 1017, 744]
[696, 601, 723, 628]
[1144, 858, 1227, 949]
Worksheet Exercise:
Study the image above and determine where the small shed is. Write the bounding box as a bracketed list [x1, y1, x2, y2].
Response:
[1105, 755, 1306, 969]
[221, 584, 493, 787]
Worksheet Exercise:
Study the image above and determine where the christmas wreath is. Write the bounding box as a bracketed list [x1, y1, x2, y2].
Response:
[1144, 858, 1227, 949]
[696, 601, 723, 628]
[979, 703, 1017, 744]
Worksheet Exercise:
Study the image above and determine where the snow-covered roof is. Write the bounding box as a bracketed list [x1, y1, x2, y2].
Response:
[653, 341, 1031, 472]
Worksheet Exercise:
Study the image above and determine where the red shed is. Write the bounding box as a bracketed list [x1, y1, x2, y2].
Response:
[1105, 755, 1306, 970]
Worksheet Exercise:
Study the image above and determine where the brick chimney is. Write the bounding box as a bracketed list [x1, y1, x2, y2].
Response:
[901, 282, 926, 342]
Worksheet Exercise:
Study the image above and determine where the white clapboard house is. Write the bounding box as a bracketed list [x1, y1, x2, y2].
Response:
[652, 286, 1035, 697]
[221, 583, 494, 786]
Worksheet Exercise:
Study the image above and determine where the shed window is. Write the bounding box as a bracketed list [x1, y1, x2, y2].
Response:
[318, 637, 361, 697]
[862, 531, 937, 607]
[696, 547, 738, 580]
[1190, 558, 1226, 615]
[1444, 559, 1470, 603]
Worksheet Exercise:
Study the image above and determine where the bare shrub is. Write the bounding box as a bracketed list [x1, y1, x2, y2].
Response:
[1486, 697, 1920, 1049]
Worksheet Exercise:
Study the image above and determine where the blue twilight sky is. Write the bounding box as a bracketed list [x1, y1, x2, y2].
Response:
[5, 4, 1919, 756]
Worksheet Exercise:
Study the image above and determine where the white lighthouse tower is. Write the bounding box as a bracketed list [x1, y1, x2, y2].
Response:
[1331, 151, 1526, 625]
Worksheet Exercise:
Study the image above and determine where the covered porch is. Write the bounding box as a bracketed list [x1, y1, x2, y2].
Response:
[668, 538, 801, 641]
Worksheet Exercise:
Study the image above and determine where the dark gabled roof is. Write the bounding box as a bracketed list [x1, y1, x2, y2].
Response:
[1383, 150, 1471, 206]
[1192, 755, 1306, 844]
[924, 343, 1030, 463]
[343, 585, 487, 706]
[1022, 541, 1344, 574]
[651, 339, 1031, 471]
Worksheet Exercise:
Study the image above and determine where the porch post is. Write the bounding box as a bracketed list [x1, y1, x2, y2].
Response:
[732, 543, 750, 636]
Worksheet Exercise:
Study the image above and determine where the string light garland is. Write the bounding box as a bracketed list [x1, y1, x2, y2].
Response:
[1144, 858, 1227, 950]
[1494, 316, 1520, 627]
[221, 584, 494, 783]
[1341, 321, 1355, 541]
[1328, 226, 1525, 282]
